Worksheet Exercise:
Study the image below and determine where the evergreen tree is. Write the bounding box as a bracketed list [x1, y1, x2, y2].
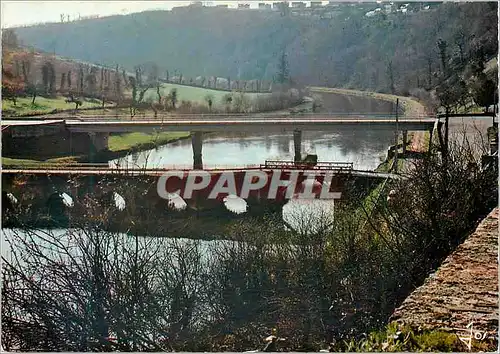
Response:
[276, 51, 289, 84]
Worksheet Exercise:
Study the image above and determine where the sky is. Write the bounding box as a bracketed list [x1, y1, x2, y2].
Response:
[1, 1, 333, 28]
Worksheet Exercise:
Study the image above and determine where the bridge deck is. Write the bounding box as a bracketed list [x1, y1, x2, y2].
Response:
[63, 118, 436, 133]
[1, 115, 436, 133]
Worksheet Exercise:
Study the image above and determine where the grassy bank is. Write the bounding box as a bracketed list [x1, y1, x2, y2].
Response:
[1, 132, 191, 167]
[310, 85, 430, 172]
[143, 82, 269, 107]
[108, 132, 190, 152]
[2, 156, 82, 167]
[3, 127, 497, 351]
[2, 96, 110, 117]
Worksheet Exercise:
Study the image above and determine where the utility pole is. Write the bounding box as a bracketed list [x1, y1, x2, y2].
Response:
[493, 102, 497, 127]
[394, 98, 399, 173]
[444, 106, 449, 156]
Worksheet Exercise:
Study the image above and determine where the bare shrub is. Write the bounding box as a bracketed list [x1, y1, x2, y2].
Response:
[252, 90, 304, 113]
[1, 223, 211, 351]
[409, 88, 440, 112]
[369, 130, 497, 280]
[2, 130, 496, 351]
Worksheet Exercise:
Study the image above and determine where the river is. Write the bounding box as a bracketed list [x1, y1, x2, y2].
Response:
[2, 92, 396, 234]
[106, 92, 396, 221]
[110, 92, 397, 171]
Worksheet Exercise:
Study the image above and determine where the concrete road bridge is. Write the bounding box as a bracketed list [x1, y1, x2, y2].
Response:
[1, 113, 437, 168]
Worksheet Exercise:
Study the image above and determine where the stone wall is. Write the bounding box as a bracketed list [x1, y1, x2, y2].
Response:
[390, 208, 499, 335]
[2, 128, 109, 159]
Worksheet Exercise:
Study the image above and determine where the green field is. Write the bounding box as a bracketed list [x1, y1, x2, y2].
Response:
[2, 133, 190, 167]
[108, 132, 190, 152]
[2, 96, 110, 117]
[143, 83, 268, 107]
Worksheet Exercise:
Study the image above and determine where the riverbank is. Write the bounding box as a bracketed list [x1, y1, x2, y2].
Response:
[108, 132, 191, 153]
[2, 97, 313, 167]
[2, 88, 425, 168]
[1, 132, 192, 167]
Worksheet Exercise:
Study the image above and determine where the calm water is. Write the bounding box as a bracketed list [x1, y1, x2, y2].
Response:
[2, 93, 396, 237]
[111, 92, 397, 171]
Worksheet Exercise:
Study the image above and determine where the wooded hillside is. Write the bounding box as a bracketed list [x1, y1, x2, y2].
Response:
[6, 2, 499, 111]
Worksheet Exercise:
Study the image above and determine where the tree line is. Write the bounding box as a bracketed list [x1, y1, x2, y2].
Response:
[1, 34, 127, 109]
[10, 3, 498, 108]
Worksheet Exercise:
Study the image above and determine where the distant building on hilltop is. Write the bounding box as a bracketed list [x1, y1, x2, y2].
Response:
[291, 2, 306, 9]
[310, 1, 323, 8]
[273, 2, 289, 10]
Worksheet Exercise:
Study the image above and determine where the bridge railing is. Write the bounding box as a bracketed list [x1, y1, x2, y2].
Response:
[2, 162, 111, 170]
[261, 160, 354, 172]
[2, 163, 268, 171]
[57, 112, 435, 122]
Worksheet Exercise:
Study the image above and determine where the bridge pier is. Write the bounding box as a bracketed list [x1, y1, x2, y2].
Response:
[191, 132, 203, 170]
[293, 130, 302, 162]
[428, 128, 434, 153]
[76, 132, 109, 163]
[88, 132, 109, 152]
[402, 130, 407, 154]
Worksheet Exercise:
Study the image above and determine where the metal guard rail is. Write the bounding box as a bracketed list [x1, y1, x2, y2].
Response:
[264, 160, 353, 167]
[262, 160, 354, 172]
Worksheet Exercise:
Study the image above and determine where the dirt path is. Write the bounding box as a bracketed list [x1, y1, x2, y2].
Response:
[401, 98, 428, 153]
[391, 208, 499, 336]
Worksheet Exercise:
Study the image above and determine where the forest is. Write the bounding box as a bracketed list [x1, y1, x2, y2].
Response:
[9, 2, 497, 100]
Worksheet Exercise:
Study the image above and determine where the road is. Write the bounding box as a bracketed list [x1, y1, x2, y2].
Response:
[447, 115, 496, 157]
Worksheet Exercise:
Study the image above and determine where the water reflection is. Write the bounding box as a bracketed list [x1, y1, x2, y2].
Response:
[113, 130, 393, 171]
[107, 93, 398, 221]
[223, 195, 248, 214]
[111, 93, 396, 170]
[283, 199, 335, 234]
